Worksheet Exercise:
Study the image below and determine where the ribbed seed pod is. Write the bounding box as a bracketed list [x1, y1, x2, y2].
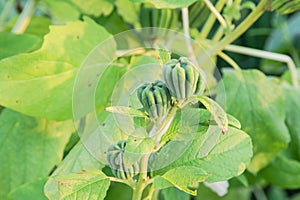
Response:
[137, 80, 171, 121]
[140, 5, 179, 29]
[163, 57, 205, 99]
[107, 140, 139, 180]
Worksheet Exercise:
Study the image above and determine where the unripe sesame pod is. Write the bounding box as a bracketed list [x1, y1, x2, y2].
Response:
[107, 140, 139, 180]
[163, 57, 205, 99]
[137, 80, 171, 121]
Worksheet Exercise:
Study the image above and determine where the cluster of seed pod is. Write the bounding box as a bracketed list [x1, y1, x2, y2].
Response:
[137, 80, 171, 121]
[106, 140, 139, 180]
[107, 57, 205, 180]
[163, 57, 204, 99]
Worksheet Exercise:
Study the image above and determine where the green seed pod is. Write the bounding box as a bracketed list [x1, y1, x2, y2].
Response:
[137, 80, 171, 120]
[163, 57, 205, 99]
[106, 140, 139, 180]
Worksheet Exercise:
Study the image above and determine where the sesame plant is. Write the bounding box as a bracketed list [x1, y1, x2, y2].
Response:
[0, 0, 300, 200]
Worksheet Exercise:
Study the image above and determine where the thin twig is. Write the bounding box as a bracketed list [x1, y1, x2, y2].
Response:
[225, 44, 299, 88]
[218, 51, 241, 70]
[207, 0, 271, 56]
[204, 0, 227, 28]
[200, 0, 227, 39]
[11, 0, 38, 34]
[181, 7, 197, 63]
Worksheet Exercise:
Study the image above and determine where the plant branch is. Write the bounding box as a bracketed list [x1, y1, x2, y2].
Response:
[181, 7, 197, 63]
[207, 0, 271, 56]
[204, 0, 227, 28]
[217, 51, 241, 70]
[0, 0, 15, 31]
[224, 44, 299, 88]
[11, 0, 38, 34]
[200, 0, 227, 39]
[132, 154, 151, 200]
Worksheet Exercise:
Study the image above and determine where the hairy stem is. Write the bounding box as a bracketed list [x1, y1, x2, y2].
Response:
[11, 0, 38, 34]
[132, 154, 151, 200]
[200, 0, 227, 39]
[225, 44, 299, 88]
[0, 0, 15, 31]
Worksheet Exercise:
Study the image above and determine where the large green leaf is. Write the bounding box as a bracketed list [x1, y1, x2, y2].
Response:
[40, 0, 80, 23]
[67, 0, 114, 16]
[260, 155, 300, 189]
[45, 170, 110, 199]
[0, 32, 41, 59]
[0, 17, 114, 120]
[152, 108, 252, 195]
[259, 86, 300, 188]
[50, 142, 103, 176]
[132, 0, 197, 8]
[8, 178, 48, 200]
[216, 69, 290, 174]
[0, 109, 74, 199]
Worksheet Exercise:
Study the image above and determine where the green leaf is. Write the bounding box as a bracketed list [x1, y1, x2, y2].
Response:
[0, 32, 41, 59]
[132, 0, 197, 8]
[260, 155, 300, 189]
[67, 0, 114, 16]
[8, 178, 48, 200]
[115, 0, 140, 27]
[216, 69, 290, 174]
[0, 109, 74, 199]
[259, 86, 300, 188]
[105, 182, 133, 200]
[197, 96, 228, 133]
[158, 166, 209, 195]
[124, 133, 154, 167]
[105, 106, 148, 118]
[50, 141, 103, 176]
[153, 109, 252, 195]
[44, 170, 110, 200]
[3, 16, 51, 38]
[157, 45, 171, 64]
[160, 187, 190, 200]
[0, 17, 114, 120]
[40, 0, 80, 23]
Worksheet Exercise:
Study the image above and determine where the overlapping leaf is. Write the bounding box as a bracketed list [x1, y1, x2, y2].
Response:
[0, 17, 114, 120]
[0, 109, 74, 199]
[216, 69, 290, 174]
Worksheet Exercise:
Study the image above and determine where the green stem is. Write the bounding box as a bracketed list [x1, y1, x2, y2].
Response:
[212, 26, 224, 42]
[144, 183, 155, 200]
[154, 105, 178, 146]
[181, 7, 197, 63]
[11, 0, 38, 34]
[253, 186, 268, 200]
[0, 0, 15, 31]
[224, 44, 299, 88]
[208, 0, 271, 56]
[204, 0, 227, 28]
[218, 51, 241, 70]
[199, 0, 226, 40]
[132, 154, 151, 200]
